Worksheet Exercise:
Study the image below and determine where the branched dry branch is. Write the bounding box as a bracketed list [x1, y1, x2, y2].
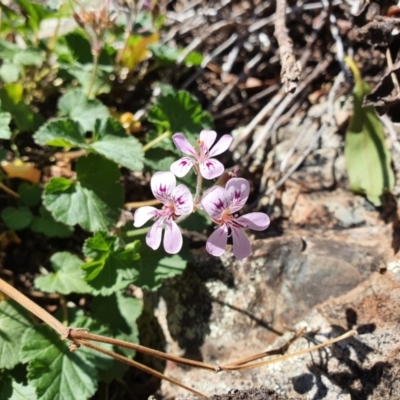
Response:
[0, 277, 357, 398]
[274, 0, 301, 93]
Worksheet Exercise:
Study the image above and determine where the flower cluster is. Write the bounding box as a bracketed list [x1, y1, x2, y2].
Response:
[134, 130, 270, 259]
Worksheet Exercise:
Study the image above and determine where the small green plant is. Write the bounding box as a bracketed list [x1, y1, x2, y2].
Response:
[344, 57, 395, 206]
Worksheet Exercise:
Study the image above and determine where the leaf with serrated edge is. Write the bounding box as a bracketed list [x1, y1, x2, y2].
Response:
[20, 323, 101, 400]
[33, 119, 87, 148]
[34, 252, 92, 295]
[58, 89, 109, 132]
[82, 233, 140, 295]
[43, 154, 123, 232]
[91, 118, 144, 171]
[0, 301, 31, 369]
[0, 375, 37, 400]
[133, 244, 188, 291]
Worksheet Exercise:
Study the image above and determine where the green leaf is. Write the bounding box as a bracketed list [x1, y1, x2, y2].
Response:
[33, 119, 87, 148]
[13, 0, 54, 32]
[0, 374, 37, 400]
[1, 206, 33, 230]
[0, 39, 44, 66]
[0, 84, 43, 132]
[184, 51, 203, 67]
[20, 323, 102, 400]
[18, 183, 42, 207]
[0, 111, 12, 139]
[58, 89, 109, 132]
[34, 252, 92, 295]
[0, 62, 20, 83]
[344, 58, 395, 206]
[82, 232, 140, 295]
[59, 63, 112, 96]
[148, 86, 213, 140]
[43, 154, 124, 231]
[133, 244, 189, 291]
[0, 300, 31, 369]
[31, 207, 73, 238]
[92, 291, 142, 382]
[91, 118, 144, 171]
[148, 43, 180, 64]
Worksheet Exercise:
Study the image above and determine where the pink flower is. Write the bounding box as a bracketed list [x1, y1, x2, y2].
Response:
[134, 171, 193, 254]
[170, 130, 233, 180]
[201, 178, 270, 259]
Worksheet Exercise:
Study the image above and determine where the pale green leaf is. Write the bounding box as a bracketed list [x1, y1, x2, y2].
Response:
[0, 300, 31, 369]
[0, 375, 37, 400]
[43, 154, 124, 231]
[33, 119, 87, 148]
[31, 207, 73, 238]
[0, 111, 12, 139]
[0, 63, 20, 83]
[34, 252, 92, 295]
[58, 89, 109, 132]
[91, 118, 144, 171]
[344, 58, 394, 206]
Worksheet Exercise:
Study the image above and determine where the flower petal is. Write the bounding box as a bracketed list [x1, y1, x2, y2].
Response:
[163, 220, 183, 254]
[206, 225, 228, 257]
[146, 219, 163, 250]
[209, 134, 233, 157]
[231, 226, 251, 259]
[172, 133, 197, 156]
[133, 206, 158, 227]
[225, 178, 250, 212]
[172, 184, 193, 216]
[236, 212, 270, 231]
[199, 130, 217, 150]
[151, 171, 176, 202]
[170, 157, 195, 177]
[201, 186, 229, 220]
[199, 158, 225, 180]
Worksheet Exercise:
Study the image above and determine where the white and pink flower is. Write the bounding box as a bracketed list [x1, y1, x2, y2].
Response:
[134, 171, 193, 254]
[201, 178, 270, 259]
[170, 130, 233, 180]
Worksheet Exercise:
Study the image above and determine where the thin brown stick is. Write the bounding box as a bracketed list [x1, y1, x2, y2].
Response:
[69, 330, 218, 372]
[274, 0, 301, 93]
[0, 278, 69, 337]
[220, 329, 357, 371]
[225, 328, 305, 367]
[75, 339, 208, 398]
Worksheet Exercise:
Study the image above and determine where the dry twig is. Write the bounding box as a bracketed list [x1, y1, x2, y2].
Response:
[274, 0, 301, 93]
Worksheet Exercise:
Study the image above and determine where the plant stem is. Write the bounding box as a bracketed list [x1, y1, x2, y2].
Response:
[125, 227, 150, 237]
[193, 165, 203, 206]
[87, 51, 99, 99]
[0, 278, 69, 337]
[125, 199, 160, 209]
[74, 339, 208, 398]
[59, 295, 69, 326]
[0, 182, 19, 199]
[142, 131, 170, 152]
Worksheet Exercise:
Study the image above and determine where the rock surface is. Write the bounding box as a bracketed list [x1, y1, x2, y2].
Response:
[156, 220, 397, 399]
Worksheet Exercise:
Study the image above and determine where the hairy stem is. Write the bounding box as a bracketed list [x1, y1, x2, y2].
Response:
[142, 131, 170, 152]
